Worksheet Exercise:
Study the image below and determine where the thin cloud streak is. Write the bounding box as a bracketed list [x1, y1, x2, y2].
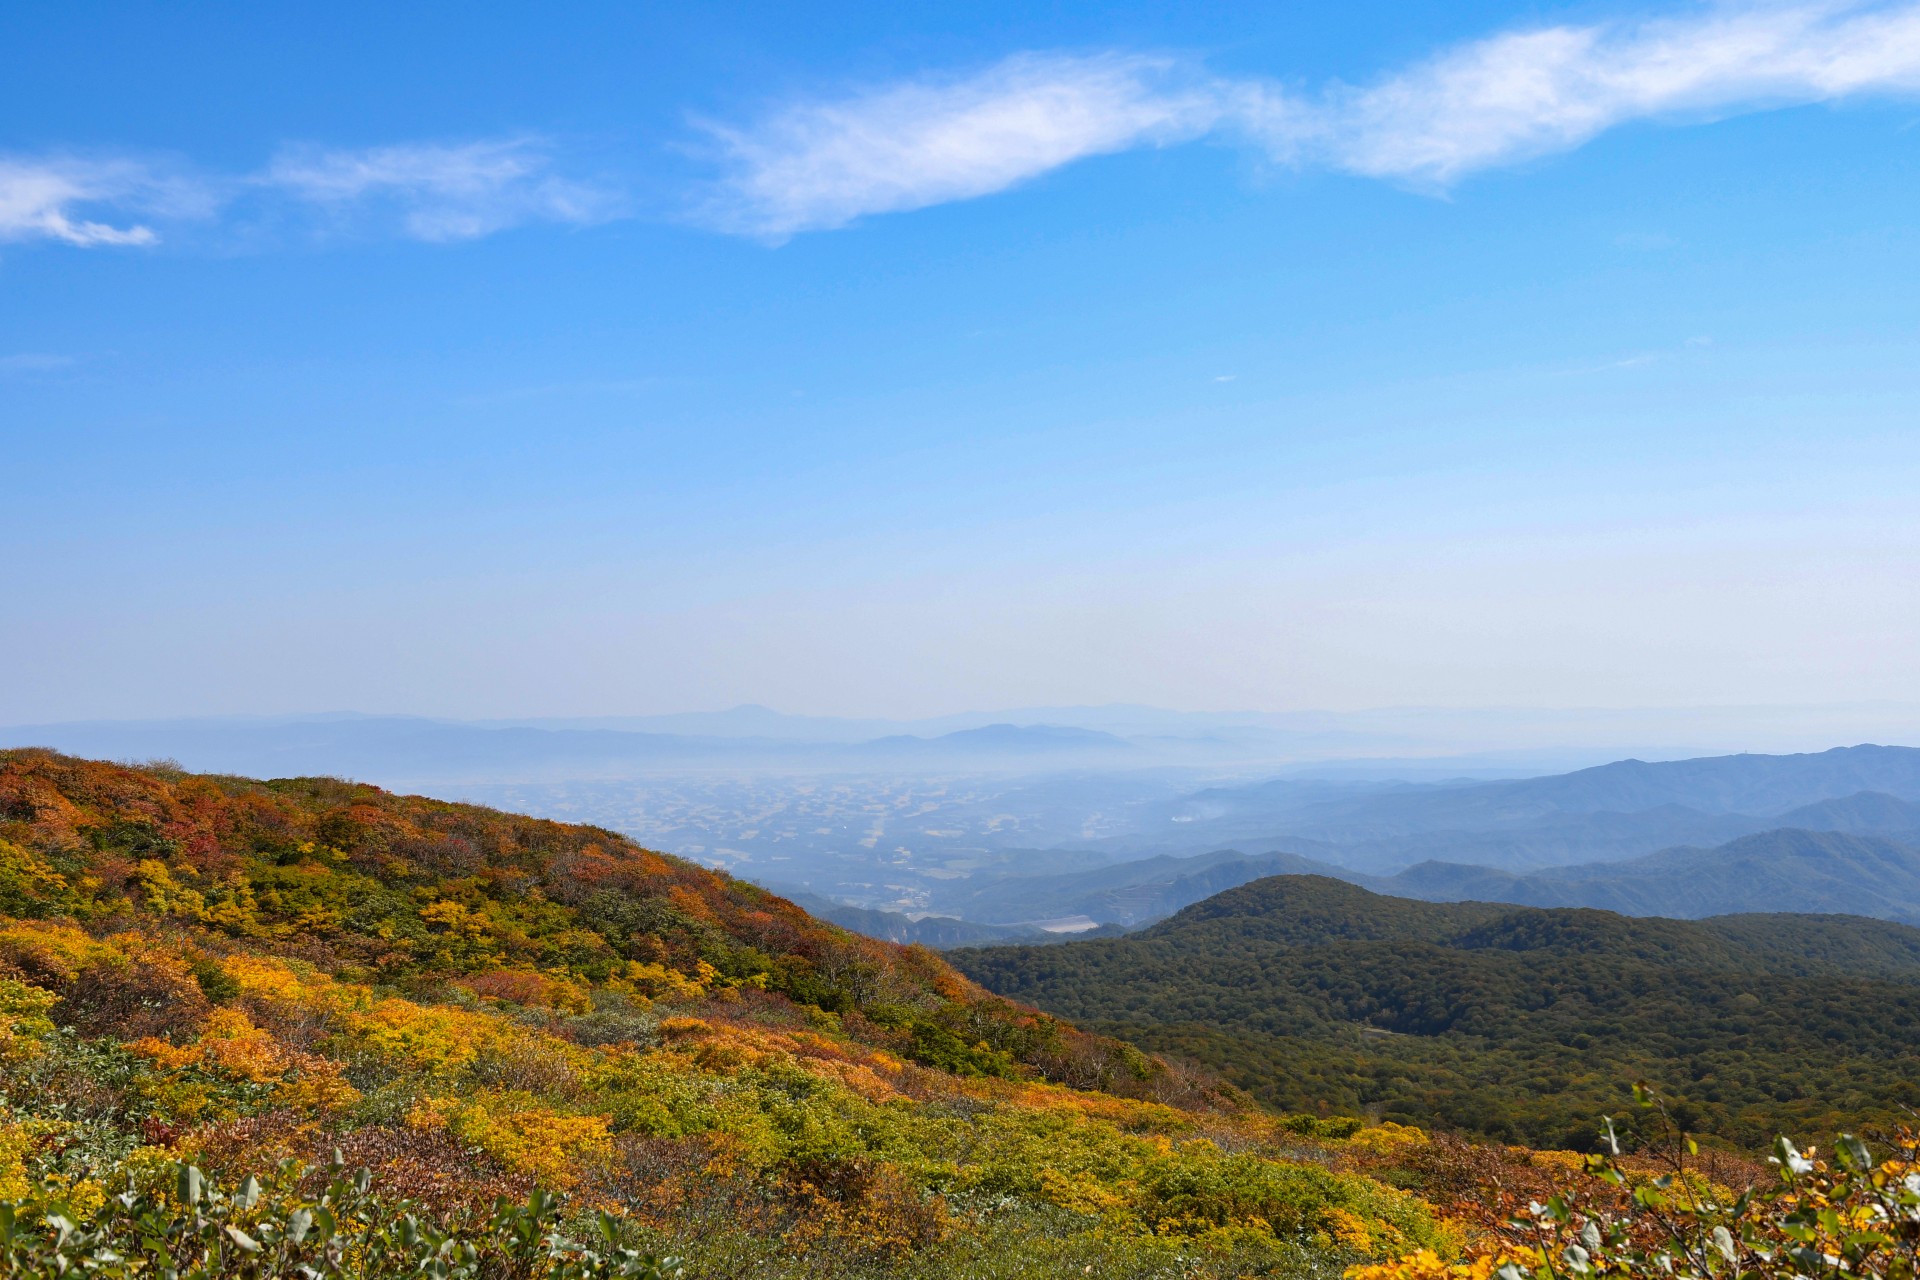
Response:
[11, 3, 1920, 250]
[0, 157, 179, 246]
[262, 137, 621, 241]
[0, 137, 619, 249]
[697, 52, 1224, 238]
[1320, 0, 1920, 182]
[705, 0, 1920, 234]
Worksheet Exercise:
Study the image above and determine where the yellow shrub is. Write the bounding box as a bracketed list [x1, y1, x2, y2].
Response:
[200, 878, 263, 933]
[1528, 1148, 1587, 1173]
[1323, 1206, 1377, 1251]
[135, 859, 206, 919]
[1349, 1248, 1534, 1280]
[0, 919, 107, 982]
[616, 961, 709, 1002]
[197, 1008, 288, 1082]
[126, 1037, 203, 1070]
[274, 1057, 362, 1113]
[1349, 1123, 1431, 1156]
[0, 977, 56, 1063]
[1036, 1166, 1133, 1217]
[0, 1115, 51, 1199]
[348, 997, 504, 1073]
[411, 1092, 611, 1189]
[220, 953, 322, 1008]
[0, 1113, 108, 1213]
[0, 838, 74, 912]
[136, 1077, 219, 1124]
[41, 1173, 107, 1217]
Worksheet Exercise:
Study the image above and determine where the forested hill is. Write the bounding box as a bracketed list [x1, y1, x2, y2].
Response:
[950, 875, 1920, 1150]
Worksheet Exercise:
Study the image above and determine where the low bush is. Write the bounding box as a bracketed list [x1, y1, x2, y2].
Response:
[1351, 1088, 1920, 1280]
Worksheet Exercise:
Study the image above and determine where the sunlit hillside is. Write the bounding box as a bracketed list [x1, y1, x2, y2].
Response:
[0, 749, 1468, 1276]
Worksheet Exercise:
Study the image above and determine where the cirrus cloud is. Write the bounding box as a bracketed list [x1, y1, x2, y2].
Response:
[701, 0, 1920, 235]
[0, 156, 198, 247]
[9, 2, 1920, 250]
[261, 136, 622, 241]
[0, 136, 620, 249]
[1317, 0, 1920, 182]
[695, 52, 1226, 238]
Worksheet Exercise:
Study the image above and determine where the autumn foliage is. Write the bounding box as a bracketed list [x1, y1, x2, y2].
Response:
[0, 750, 1465, 1276]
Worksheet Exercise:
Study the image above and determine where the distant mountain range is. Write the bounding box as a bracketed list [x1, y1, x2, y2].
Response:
[22, 707, 1920, 790]
[928, 821, 1920, 932]
[897, 776, 1920, 930]
[0, 714, 1149, 782]
[1377, 827, 1920, 924]
[11, 718, 1920, 938]
[1125, 745, 1920, 872]
[1378, 746, 1920, 816]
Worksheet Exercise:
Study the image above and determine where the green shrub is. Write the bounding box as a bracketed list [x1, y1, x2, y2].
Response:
[0, 1160, 681, 1279]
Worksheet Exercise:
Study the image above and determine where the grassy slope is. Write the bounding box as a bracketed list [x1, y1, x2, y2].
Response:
[951, 875, 1920, 1150]
[0, 751, 1457, 1277]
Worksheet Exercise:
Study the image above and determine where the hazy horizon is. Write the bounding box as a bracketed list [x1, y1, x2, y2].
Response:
[7, 701, 1918, 790]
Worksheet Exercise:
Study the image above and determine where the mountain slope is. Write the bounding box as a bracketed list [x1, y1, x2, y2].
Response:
[1378, 829, 1920, 924]
[0, 748, 1149, 1084]
[1359, 744, 1920, 820]
[951, 875, 1920, 1148]
[0, 750, 1459, 1277]
[1773, 790, 1920, 836]
[1143, 746, 1920, 872]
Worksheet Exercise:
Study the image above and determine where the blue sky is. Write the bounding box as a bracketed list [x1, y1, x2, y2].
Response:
[5, 0, 1920, 724]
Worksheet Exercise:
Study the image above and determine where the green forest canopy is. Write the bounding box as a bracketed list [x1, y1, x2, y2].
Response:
[950, 875, 1920, 1149]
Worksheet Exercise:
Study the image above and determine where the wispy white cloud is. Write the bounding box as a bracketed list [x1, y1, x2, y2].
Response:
[1314, 0, 1920, 183]
[0, 137, 618, 250]
[262, 137, 620, 241]
[13, 4, 1920, 250]
[702, 0, 1920, 234]
[698, 52, 1225, 238]
[0, 157, 193, 247]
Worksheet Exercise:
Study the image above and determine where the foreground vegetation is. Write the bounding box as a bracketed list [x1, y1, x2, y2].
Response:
[1359, 1090, 1920, 1280]
[0, 750, 1455, 1276]
[953, 876, 1920, 1148]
